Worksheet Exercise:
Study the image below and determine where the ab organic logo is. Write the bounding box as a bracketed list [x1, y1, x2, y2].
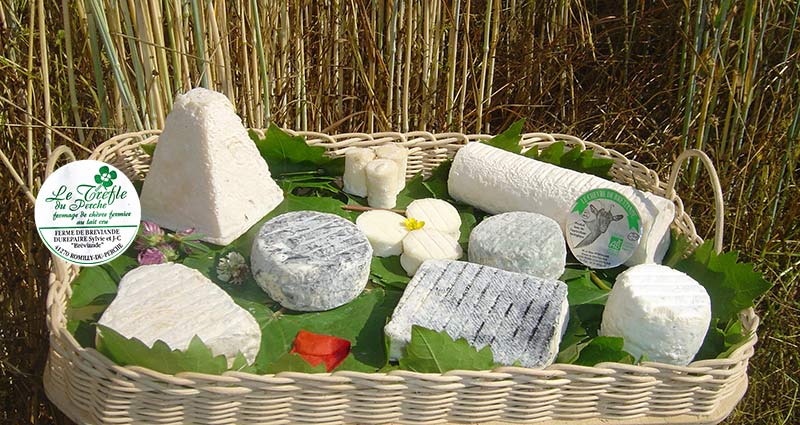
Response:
[35, 160, 141, 266]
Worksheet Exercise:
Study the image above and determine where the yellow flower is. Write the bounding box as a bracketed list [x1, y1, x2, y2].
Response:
[404, 217, 425, 231]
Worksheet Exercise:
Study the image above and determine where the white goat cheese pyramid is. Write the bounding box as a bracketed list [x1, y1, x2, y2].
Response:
[140, 87, 283, 245]
[97, 263, 262, 365]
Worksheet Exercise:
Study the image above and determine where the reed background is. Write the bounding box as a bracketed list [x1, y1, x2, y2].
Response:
[1, 0, 798, 423]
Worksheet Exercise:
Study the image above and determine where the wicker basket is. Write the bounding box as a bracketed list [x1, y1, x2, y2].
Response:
[43, 130, 759, 425]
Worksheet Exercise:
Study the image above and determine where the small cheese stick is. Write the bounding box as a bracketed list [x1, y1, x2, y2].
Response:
[374, 144, 408, 191]
[343, 147, 376, 197]
[366, 159, 399, 209]
[400, 229, 462, 276]
[356, 210, 409, 257]
[406, 198, 462, 240]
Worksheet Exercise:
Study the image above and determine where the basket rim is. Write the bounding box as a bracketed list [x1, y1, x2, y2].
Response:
[47, 129, 761, 386]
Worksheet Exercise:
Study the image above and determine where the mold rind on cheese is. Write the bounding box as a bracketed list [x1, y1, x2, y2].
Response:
[250, 211, 372, 312]
[385, 259, 569, 368]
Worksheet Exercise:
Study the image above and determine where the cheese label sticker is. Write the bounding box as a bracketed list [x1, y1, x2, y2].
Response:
[35, 160, 141, 266]
[566, 189, 642, 269]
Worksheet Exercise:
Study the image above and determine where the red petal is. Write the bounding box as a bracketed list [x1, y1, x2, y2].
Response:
[290, 330, 351, 372]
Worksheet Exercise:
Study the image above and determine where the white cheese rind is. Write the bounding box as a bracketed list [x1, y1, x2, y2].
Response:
[400, 229, 462, 276]
[355, 210, 409, 257]
[343, 147, 376, 197]
[366, 159, 400, 209]
[385, 259, 569, 368]
[469, 211, 566, 280]
[406, 198, 461, 240]
[600, 264, 711, 365]
[97, 263, 261, 365]
[448, 142, 674, 266]
[140, 88, 284, 245]
[251, 211, 372, 311]
[374, 144, 409, 191]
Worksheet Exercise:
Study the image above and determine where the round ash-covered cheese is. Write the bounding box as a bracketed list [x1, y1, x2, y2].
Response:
[400, 228, 462, 276]
[468, 211, 566, 280]
[406, 198, 462, 240]
[251, 211, 372, 311]
[600, 264, 711, 365]
[356, 210, 409, 257]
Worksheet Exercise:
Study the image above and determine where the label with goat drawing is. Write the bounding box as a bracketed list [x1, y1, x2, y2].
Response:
[566, 189, 642, 269]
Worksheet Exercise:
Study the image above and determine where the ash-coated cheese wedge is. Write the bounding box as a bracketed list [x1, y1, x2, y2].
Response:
[356, 210, 409, 257]
[406, 198, 461, 240]
[448, 142, 675, 266]
[600, 264, 711, 365]
[97, 263, 261, 365]
[469, 211, 566, 280]
[251, 211, 372, 311]
[400, 228, 462, 276]
[140, 87, 283, 245]
[343, 147, 376, 197]
[374, 144, 409, 191]
[385, 260, 569, 368]
[366, 159, 400, 209]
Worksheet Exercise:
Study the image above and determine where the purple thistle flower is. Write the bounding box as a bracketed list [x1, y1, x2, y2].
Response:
[135, 221, 165, 250]
[138, 247, 166, 265]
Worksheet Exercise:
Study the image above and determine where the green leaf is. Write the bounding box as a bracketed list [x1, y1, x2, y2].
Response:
[256, 289, 401, 373]
[525, 142, 614, 179]
[421, 160, 452, 200]
[140, 143, 156, 156]
[693, 318, 751, 361]
[457, 209, 479, 248]
[252, 124, 343, 176]
[561, 267, 610, 306]
[67, 319, 97, 348]
[574, 336, 635, 366]
[675, 241, 772, 323]
[96, 326, 236, 375]
[663, 232, 695, 267]
[370, 256, 411, 289]
[395, 173, 435, 208]
[264, 353, 327, 373]
[484, 119, 524, 154]
[398, 325, 494, 373]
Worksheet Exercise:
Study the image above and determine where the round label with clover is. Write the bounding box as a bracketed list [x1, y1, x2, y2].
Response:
[35, 160, 140, 266]
[566, 188, 642, 269]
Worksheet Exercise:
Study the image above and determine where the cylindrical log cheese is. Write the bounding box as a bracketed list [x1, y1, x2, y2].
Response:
[374, 144, 408, 191]
[366, 159, 399, 209]
[343, 147, 376, 197]
[448, 142, 675, 266]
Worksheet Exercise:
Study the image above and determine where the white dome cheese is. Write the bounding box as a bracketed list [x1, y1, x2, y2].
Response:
[469, 211, 566, 279]
[400, 228, 462, 276]
[600, 264, 712, 365]
[406, 198, 462, 240]
[140, 87, 283, 245]
[355, 210, 409, 257]
[385, 260, 569, 368]
[251, 211, 372, 311]
[97, 263, 261, 366]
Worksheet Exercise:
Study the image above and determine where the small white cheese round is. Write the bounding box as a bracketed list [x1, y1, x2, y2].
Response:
[400, 229, 463, 276]
[251, 211, 372, 311]
[374, 144, 409, 190]
[356, 210, 409, 257]
[600, 264, 712, 365]
[366, 159, 399, 209]
[406, 198, 462, 240]
[468, 211, 566, 279]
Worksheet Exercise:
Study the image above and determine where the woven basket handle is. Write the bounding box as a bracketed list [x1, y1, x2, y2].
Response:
[46, 145, 77, 178]
[666, 149, 724, 254]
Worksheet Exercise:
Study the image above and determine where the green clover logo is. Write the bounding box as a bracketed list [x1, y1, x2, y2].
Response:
[94, 166, 117, 188]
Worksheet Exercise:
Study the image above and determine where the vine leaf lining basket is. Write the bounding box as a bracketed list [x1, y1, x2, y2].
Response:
[43, 130, 759, 425]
